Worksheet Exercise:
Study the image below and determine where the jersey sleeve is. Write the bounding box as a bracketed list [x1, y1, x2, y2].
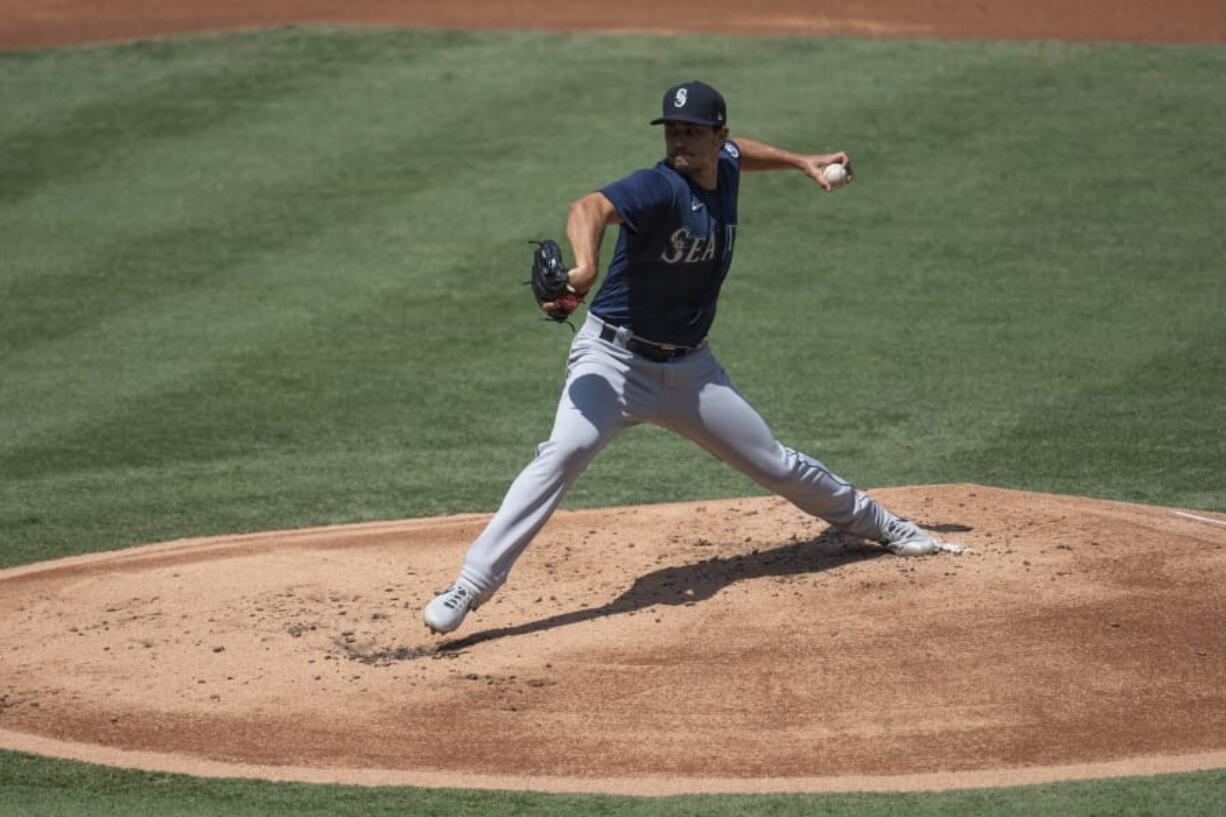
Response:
[600, 169, 675, 234]
[721, 139, 742, 171]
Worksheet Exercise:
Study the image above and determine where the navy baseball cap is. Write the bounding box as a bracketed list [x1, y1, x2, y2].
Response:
[650, 81, 727, 126]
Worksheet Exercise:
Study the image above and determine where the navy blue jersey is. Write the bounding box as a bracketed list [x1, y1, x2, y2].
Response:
[590, 140, 741, 347]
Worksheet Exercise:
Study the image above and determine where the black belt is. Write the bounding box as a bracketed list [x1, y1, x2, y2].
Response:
[599, 324, 697, 363]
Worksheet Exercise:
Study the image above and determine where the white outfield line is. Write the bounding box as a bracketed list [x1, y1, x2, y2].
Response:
[1170, 510, 1226, 528]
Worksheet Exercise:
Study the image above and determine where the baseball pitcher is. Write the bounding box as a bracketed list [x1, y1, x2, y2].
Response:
[425, 81, 961, 634]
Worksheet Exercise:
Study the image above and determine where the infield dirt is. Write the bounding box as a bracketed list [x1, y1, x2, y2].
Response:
[2, 0, 1225, 49]
[2, 485, 1225, 794]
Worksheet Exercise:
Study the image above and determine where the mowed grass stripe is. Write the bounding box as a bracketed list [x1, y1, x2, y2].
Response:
[0, 33, 389, 208]
[0, 30, 635, 468]
[719, 41, 1226, 489]
[954, 317, 1226, 506]
[0, 29, 537, 352]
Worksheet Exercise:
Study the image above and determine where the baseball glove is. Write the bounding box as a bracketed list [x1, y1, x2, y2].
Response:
[529, 239, 583, 322]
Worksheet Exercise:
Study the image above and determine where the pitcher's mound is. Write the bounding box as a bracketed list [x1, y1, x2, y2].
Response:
[2, 484, 1225, 794]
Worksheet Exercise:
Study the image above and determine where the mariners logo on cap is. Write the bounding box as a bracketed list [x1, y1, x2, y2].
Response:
[651, 80, 727, 126]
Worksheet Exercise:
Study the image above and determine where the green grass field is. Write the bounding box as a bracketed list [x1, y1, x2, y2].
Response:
[1, 25, 1224, 817]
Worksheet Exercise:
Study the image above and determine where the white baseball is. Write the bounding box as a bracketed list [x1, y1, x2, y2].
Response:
[821, 163, 850, 189]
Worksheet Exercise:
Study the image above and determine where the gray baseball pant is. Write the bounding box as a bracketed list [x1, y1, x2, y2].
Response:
[457, 313, 893, 597]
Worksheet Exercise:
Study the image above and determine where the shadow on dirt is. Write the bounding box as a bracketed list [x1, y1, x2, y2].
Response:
[340, 520, 972, 663]
[434, 527, 892, 653]
[927, 523, 973, 533]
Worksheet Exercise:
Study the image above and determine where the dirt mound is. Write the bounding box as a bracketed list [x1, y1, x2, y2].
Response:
[2, 484, 1224, 794]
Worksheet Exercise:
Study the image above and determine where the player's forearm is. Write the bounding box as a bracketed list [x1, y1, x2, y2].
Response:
[735, 136, 851, 191]
[565, 192, 618, 295]
[734, 136, 808, 172]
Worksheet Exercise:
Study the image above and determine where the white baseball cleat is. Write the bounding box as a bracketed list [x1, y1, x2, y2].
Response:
[423, 579, 485, 635]
[879, 517, 964, 556]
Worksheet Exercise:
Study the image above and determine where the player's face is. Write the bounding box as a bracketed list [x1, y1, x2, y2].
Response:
[664, 122, 726, 176]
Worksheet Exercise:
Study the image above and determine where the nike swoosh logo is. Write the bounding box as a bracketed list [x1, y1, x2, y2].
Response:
[691, 201, 704, 211]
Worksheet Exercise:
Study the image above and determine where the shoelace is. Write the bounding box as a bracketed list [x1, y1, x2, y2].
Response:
[442, 586, 470, 609]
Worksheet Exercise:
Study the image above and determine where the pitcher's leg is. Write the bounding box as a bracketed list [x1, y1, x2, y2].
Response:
[664, 367, 891, 540]
[458, 369, 628, 596]
[425, 369, 628, 634]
